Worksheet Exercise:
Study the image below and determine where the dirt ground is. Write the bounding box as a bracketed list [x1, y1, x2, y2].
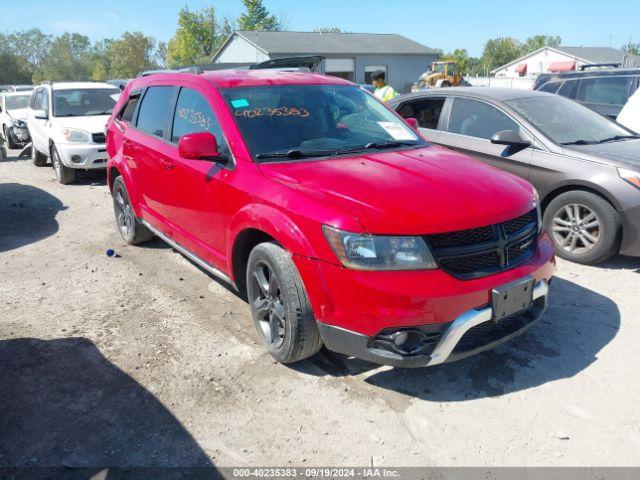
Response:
[2, 145, 640, 469]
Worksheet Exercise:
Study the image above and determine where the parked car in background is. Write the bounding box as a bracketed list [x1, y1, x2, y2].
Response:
[106, 70, 554, 368]
[617, 87, 640, 133]
[27, 82, 120, 184]
[0, 91, 31, 149]
[533, 67, 640, 119]
[0, 85, 34, 93]
[392, 87, 640, 265]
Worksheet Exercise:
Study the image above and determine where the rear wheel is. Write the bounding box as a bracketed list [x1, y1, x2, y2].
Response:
[246, 242, 323, 364]
[31, 143, 47, 167]
[112, 176, 155, 245]
[543, 191, 621, 264]
[51, 145, 75, 184]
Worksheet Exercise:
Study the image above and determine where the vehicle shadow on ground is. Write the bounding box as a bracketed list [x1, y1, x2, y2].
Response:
[0, 183, 65, 253]
[598, 255, 640, 272]
[0, 337, 220, 478]
[297, 277, 620, 401]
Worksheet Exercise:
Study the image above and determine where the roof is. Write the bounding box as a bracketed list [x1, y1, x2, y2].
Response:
[219, 30, 440, 57]
[390, 87, 552, 104]
[491, 46, 640, 73]
[50, 82, 118, 90]
[132, 70, 352, 90]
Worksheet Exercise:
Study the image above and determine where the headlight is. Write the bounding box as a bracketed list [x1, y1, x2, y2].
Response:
[618, 167, 640, 189]
[61, 127, 91, 143]
[323, 226, 437, 270]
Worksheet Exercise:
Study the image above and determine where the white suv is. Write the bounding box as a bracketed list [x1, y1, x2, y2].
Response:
[27, 82, 120, 184]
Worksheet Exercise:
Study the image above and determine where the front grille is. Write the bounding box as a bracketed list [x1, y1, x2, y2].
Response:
[425, 210, 538, 280]
[92, 132, 106, 144]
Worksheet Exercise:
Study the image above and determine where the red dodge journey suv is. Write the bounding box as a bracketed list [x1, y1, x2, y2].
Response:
[106, 70, 555, 367]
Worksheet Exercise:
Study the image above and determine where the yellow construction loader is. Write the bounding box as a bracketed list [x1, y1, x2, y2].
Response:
[417, 61, 464, 89]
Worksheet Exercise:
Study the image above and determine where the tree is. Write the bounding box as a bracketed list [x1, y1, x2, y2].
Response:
[621, 41, 640, 56]
[107, 32, 158, 78]
[167, 6, 223, 67]
[440, 48, 470, 74]
[238, 0, 281, 31]
[481, 37, 522, 72]
[7, 29, 52, 70]
[521, 35, 561, 55]
[0, 50, 32, 84]
[33, 33, 92, 82]
[313, 27, 342, 33]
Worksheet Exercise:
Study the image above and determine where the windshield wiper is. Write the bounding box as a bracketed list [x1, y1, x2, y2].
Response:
[594, 134, 640, 144]
[255, 149, 334, 160]
[361, 140, 417, 150]
[560, 139, 598, 146]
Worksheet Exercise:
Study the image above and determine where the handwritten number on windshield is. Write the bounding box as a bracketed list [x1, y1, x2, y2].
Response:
[235, 107, 310, 119]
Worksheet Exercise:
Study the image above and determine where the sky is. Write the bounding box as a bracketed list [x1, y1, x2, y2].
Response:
[1, 0, 639, 57]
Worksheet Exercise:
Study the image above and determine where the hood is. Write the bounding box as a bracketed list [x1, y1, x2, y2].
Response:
[259, 145, 536, 235]
[563, 138, 640, 171]
[6, 108, 27, 122]
[53, 115, 110, 134]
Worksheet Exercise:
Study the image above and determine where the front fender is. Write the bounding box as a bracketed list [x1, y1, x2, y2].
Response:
[226, 204, 318, 264]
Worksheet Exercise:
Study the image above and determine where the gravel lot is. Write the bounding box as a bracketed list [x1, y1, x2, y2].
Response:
[2, 145, 640, 468]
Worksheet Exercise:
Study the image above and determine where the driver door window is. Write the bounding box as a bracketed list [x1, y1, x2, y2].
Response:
[439, 97, 532, 180]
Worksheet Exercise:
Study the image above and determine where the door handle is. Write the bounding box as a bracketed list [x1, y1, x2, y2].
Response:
[158, 158, 173, 170]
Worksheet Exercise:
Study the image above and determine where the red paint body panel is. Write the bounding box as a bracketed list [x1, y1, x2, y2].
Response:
[107, 70, 555, 339]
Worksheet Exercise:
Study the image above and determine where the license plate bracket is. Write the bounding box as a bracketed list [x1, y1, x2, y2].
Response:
[492, 277, 535, 322]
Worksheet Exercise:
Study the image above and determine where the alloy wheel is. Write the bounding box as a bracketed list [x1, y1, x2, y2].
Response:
[114, 185, 135, 239]
[249, 261, 286, 349]
[551, 203, 601, 254]
[52, 150, 62, 180]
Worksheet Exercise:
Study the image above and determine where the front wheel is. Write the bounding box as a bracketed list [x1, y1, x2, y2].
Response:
[51, 146, 75, 184]
[246, 242, 323, 364]
[543, 191, 621, 265]
[3, 126, 16, 149]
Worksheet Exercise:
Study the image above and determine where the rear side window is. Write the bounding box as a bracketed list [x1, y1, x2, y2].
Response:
[557, 79, 577, 98]
[447, 98, 519, 140]
[575, 76, 632, 106]
[170, 88, 229, 157]
[397, 98, 446, 130]
[136, 86, 178, 138]
[119, 94, 140, 123]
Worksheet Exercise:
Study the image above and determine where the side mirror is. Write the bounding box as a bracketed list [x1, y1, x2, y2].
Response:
[404, 117, 419, 131]
[34, 109, 48, 120]
[178, 131, 226, 163]
[490, 129, 531, 147]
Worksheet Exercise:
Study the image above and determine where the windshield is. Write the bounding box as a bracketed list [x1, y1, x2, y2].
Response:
[505, 95, 634, 145]
[222, 84, 422, 160]
[5, 94, 30, 110]
[53, 88, 120, 117]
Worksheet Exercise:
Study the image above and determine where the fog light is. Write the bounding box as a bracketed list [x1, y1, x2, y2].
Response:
[372, 328, 442, 356]
[71, 155, 82, 163]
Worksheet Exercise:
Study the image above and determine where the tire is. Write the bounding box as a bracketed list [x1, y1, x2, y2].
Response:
[112, 176, 155, 245]
[31, 143, 48, 167]
[543, 190, 621, 265]
[0, 146, 6, 160]
[3, 126, 16, 149]
[51, 145, 75, 184]
[246, 242, 323, 364]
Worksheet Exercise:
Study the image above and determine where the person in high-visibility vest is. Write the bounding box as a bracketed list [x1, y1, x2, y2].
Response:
[371, 70, 398, 102]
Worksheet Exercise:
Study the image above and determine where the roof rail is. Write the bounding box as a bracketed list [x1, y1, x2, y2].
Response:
[138, 66, 204, 77]
[39, 80, 51, 85]
[579, 63, 621, 71]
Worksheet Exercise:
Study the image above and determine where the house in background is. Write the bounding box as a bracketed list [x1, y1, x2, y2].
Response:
[492, 46, 640, 78]
[212, 31, 441, 93]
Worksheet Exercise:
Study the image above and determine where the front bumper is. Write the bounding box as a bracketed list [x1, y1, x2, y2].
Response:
[56, 143, 108, 169]
[620, 203, 640, 257]
[317, 279, 549, 367]
[7, 123, 30, 145]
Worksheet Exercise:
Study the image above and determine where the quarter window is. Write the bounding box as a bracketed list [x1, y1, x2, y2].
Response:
[538, 81, 561, 94]
[119, 94, 140, 123]
[136, 86, 178, 139]
[170, 88, 229, 156]
[397, 98, 446, 130]
[448, 98, 519, 140]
